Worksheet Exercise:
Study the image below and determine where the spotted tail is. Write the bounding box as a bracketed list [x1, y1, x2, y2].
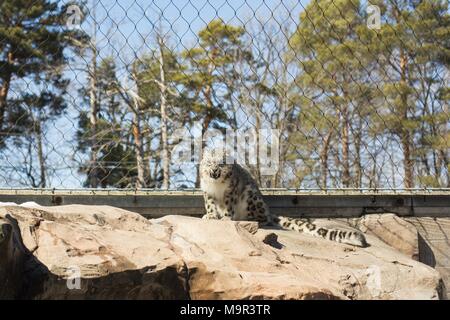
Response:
[270, 215, 368, 247]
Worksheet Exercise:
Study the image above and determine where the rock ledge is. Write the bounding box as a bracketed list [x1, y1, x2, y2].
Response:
[0, 204, 445, 299]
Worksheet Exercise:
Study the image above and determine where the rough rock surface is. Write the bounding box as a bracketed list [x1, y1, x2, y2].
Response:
[353, 213, 420, 260]
[0, 204, 445, 299]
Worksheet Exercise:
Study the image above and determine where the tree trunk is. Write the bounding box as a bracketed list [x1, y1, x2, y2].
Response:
[341, 104, 351, 187]
[392, 8, 414, 189]
[88, 36, 99, 188]
[196, 112, 212, 188]
[441, 150, 450, 187]
[133, 111, 145, 189]
[354, 118, 362, 188]
[143, 122, 152, 186]
[0, 80, 10, 145]
[129, 64, 146, 189]
[401, 132, 413, 188]
[0, 77, 10, 134]
[88, 67, 99, 188]
[35, 120, 46, 188]
[255, 104, 262, 185]
[271, 55, 289, 188]
[390, 138, 397, 189]
[369, 138, 378, 188]
[320, 131, 333, 189]
[195, 61, 215, 188]
[158, 35, 170, 189]
[399, 51, 413, 188]
[0, 53, 13, 144]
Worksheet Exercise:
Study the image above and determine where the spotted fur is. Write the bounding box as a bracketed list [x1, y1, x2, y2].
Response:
[200, 149, 368, 247]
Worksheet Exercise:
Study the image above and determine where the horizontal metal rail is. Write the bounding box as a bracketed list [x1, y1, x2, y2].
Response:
[0, 189, 449, 218]
[0, 187, 449, 194]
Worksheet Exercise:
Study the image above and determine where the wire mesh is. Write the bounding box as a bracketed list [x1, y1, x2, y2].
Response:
[0, 0, 448, 190]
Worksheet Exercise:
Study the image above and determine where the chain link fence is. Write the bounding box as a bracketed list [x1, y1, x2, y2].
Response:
[0, 0, 448, 190]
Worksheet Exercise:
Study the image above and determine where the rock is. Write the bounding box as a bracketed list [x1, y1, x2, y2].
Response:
[0, 205, 445, 300]
[354, 214, 419, 260]
[0, 205, 188, 299]
[0, 219, 23, 299]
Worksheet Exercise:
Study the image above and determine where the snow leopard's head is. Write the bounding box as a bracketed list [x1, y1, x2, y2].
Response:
[200, 148, 233, 181]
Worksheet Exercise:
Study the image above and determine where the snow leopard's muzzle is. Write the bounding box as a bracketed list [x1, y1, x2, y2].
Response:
[210, 167, 221, 179]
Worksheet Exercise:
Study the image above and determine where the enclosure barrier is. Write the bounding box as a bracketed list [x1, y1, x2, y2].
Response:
[0, 0, 448, 191]
[1, 188, 449, 218]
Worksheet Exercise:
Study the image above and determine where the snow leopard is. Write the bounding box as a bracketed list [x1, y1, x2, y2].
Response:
[199, 149, 368, 247]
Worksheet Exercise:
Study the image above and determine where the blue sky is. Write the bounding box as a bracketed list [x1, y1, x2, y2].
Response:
[63, 0, 310, 81]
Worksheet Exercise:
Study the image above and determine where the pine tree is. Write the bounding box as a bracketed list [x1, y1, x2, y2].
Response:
[133, 34, 193, 189]
[370, 0, 449, 188]
[76, 57, 137, 188]
[290, 0, 378, 188]
[0, 0, 85, 146]
[183, 19, 250, 186]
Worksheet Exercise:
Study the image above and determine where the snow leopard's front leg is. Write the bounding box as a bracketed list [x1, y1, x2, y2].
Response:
[202, 194, 220, 220]
[215, 191, 235, 220]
